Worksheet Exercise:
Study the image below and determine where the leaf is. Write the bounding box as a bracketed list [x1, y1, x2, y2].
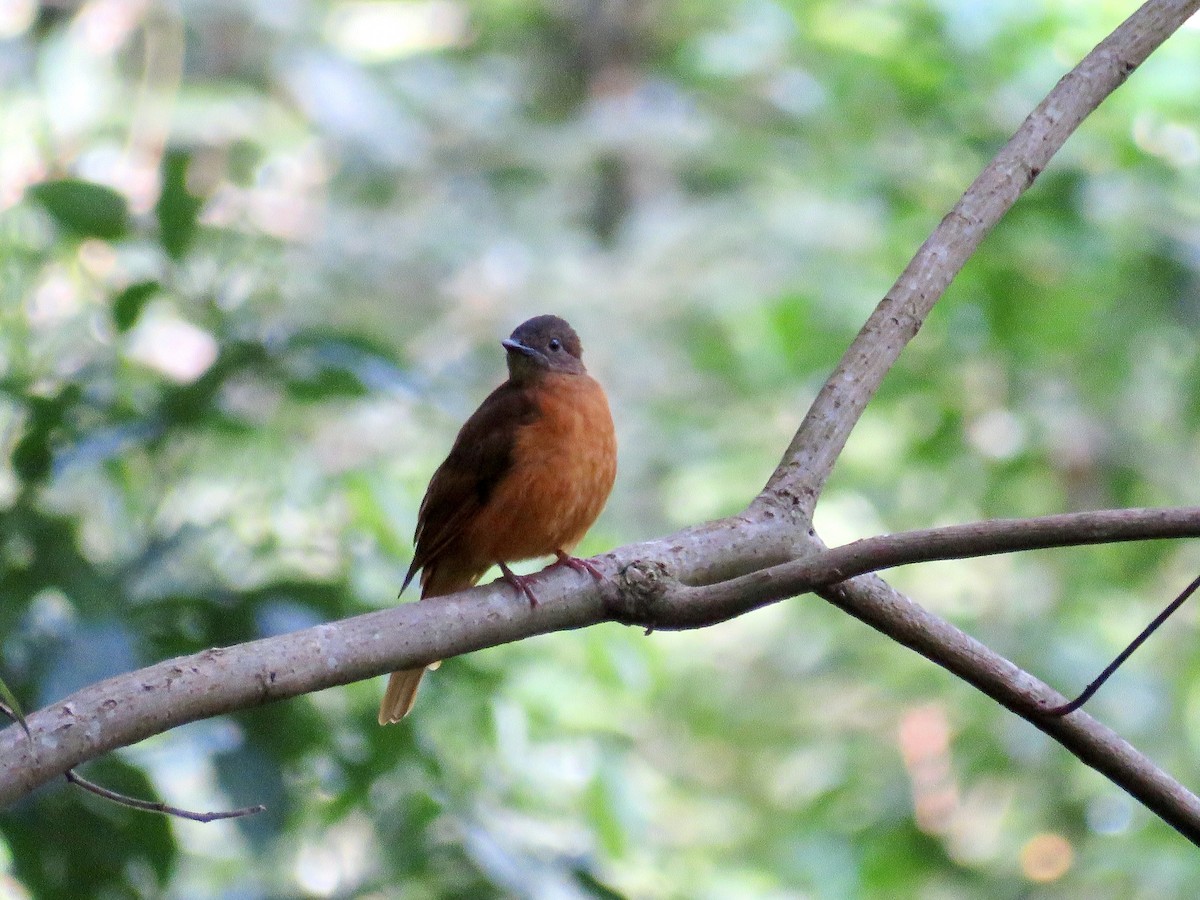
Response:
[0, 674, 30, 738]
[156, 150, 204, 260]
[285, 367, 368, 401]
[112, 280, 160, 332]
[285, 329, 413, 394]
[27, 179, 129, 240]
[572, 867, 631, 900]
[11, 385, 81, 483]
[11, 427, 52, 483]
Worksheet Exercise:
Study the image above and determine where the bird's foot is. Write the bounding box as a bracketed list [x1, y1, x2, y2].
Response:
[553, 550, 604, 582]
[499, 562, 540, 608]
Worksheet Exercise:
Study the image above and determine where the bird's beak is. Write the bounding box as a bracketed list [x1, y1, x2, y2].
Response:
[501, 338, 537, 358]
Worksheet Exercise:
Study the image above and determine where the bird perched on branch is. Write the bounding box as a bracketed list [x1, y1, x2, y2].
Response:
[379, 315, 617, 723]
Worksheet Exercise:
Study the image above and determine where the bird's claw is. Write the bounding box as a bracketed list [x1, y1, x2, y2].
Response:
[499, 554, 604, 609]
[499, 563, 540, 607]
[553, 551, 604, 581]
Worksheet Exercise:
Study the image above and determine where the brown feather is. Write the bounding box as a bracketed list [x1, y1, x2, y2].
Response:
[380, 316, 616, 723]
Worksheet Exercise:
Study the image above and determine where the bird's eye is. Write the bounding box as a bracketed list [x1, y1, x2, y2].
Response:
[548, 338, 562, 352]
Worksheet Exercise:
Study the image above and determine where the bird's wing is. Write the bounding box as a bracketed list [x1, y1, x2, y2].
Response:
[404, 381, 539, 591]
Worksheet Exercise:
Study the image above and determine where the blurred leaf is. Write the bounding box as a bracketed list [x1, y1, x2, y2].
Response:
[213, 740, 288, 847]
[111, 281, 160, 332]
[0, 674, 29, 737]
[11, 386, 82, 484]
[26, 179, 129, 240]
[572, 868, 630, 900]
[286, 365, 367, 401]
[156, 151, 204, 260]
[585, 764, 629, 858]
[11, 427, 52, 483]
[156, 340, 273, 427]
[280, 330, 415, 402]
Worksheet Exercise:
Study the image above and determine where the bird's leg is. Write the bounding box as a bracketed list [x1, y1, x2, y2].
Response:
[552, 550, 604, 582]
[499, 562, 540, 608]
[499, 554, 604, 609]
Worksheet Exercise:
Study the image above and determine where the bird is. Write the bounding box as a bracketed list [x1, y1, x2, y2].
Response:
[378, 315, 617, 724]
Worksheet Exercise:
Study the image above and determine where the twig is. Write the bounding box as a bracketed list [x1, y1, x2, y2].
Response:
[1044, 573, 1200, 717]
[64, 769, 265, 822]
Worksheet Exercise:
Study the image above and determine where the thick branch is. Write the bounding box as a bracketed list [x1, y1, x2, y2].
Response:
[4, 505, 1200, 833]
[758, 0, 1200, 518]
[0, 515, 794, 807]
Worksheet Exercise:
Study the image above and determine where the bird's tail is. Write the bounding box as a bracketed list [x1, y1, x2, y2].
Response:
[378, 666, 427, 724]
[379, 566, 475, 724]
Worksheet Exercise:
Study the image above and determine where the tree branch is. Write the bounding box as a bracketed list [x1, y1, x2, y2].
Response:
[64, 769, 265, 822]
[607, 506, 1200, 842]
[1045, 573, 1200, 716]
[4, 504, 1200, 837]
[630, 506, 1200, 627]
[817, 575, 1200, 845]
[0, 516, 789, 808]
[757, 0, 1200, 519]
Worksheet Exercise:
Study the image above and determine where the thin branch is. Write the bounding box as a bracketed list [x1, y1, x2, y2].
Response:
[757, 0, 1200, 519]
[1045, 573, 1200, 716]
[606, 507, 1200, 844]
[642, 507, 1200, 628]
[64, 769, 265, 822]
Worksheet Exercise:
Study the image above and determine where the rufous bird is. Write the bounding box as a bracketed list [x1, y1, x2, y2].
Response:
[379, 315, 617, 723]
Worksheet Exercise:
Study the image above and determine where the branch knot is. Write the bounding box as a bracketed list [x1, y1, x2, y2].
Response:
[606, 559, 674, 629]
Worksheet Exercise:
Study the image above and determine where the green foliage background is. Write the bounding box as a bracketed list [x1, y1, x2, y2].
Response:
[1, 1, 1199, 897]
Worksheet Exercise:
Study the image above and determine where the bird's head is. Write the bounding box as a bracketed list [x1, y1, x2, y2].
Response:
[502, 315, 586, 380]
